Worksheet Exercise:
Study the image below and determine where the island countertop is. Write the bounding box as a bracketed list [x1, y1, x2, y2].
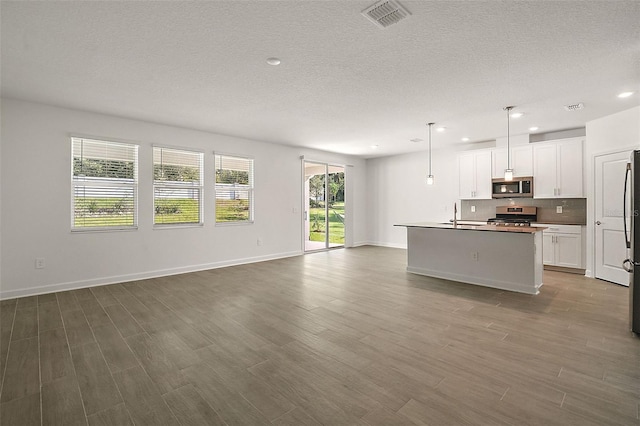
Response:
[395, 222, 546, 234]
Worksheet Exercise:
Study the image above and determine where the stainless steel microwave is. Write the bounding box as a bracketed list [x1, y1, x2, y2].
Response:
[492, 177, 533, 198]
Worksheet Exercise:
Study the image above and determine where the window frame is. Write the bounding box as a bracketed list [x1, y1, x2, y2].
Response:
[71, 136, 139, 232]
[214, 152, 254, 225]
[152, 145, 205, 228]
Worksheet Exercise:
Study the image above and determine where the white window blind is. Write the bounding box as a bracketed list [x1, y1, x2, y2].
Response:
[215, 154, 254, 223]
[72, 137, 138, 230]
[153, 147, 204, 225]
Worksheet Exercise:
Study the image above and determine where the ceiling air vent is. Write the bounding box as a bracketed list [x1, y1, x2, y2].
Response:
[410, 138, 423, 143]
[564, 102, 584, 111]
[362, 0, 411, 29]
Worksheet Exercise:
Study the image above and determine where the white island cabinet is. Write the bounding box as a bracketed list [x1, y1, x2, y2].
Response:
[396, 223, 545, 294]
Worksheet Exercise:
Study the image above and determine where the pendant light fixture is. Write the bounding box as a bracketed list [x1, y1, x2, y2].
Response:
[426, 122, 435, 185]
[503, 106, 514, 181]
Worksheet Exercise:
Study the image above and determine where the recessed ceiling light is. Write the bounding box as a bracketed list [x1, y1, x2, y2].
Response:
[618, 91, 634, 98]
[436, 127, 446, 132]
[510, 112, 524, 118]
[461, 137, 470, 142]
[266, 57, 281, 66]
[529, 126, 539, 131]
[371, 145, 379, 149]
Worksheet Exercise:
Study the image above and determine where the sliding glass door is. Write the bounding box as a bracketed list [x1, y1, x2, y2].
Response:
[304, 161, 345, 252]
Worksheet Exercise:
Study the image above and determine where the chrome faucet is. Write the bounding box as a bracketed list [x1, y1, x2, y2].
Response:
[453, 202, 457, 227]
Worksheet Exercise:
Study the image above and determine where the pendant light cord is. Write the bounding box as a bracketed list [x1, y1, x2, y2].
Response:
[506, 107, 511, 169]
[504, 106, 514, 169]
[428, 123, 433, 175]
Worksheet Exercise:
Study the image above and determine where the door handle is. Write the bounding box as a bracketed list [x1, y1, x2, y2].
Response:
[595, 221, 602, 225]
[624, 162, 631, 249]
[623, 259, 634, 272]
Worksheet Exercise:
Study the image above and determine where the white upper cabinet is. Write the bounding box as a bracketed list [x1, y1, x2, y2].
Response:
[533, 144, 557, 198]
[511, 145, 534, 177]
[533, 138, 584, 198]
[492, 148, 507, 179]
[492, 143, 533, 178]
[556, 140, 584, 197]
[458, 150, 492, 199]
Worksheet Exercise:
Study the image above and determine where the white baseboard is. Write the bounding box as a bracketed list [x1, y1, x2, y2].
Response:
[407, 266, 541, 295]
[0, 250, 302, 300]
[363, 241, 407, 249]
[350, 241, 372, 248]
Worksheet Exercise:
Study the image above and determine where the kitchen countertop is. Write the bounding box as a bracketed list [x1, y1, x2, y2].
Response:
[395, 222, 545, 234]
[460, 219, 586, 226]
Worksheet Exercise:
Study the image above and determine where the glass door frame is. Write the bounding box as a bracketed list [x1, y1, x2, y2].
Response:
[303, 159, 346, 252]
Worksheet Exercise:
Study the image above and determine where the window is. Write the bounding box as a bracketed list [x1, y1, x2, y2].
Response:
[215, 154, 254, 223]
[72, 137, 138, 230]
[153, 147, 204, 226]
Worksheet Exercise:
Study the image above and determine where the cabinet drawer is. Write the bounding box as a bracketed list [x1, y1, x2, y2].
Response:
[537, 224, 581, 234]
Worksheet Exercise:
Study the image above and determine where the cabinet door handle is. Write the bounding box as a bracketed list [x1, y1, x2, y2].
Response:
[595, 221, 602, 225]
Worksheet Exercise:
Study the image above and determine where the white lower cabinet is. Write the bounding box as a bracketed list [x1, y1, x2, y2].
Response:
[537, 224, 584, 269]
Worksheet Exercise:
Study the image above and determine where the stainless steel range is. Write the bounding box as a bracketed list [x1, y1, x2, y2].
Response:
[487, 206, 537, 227]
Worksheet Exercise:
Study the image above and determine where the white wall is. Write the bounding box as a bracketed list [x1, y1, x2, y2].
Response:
[0, 98, 3, 296]
[366, 148, 459, 248]
[0, 99, 367, 299]
[585, 106, 640, 277]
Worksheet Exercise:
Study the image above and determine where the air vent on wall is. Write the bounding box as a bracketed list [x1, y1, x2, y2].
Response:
[362, 0, 411, 29]
[564, 102, 584, 111]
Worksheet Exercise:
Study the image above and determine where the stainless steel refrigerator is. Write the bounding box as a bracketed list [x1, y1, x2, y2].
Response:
[624, 149, 640, 335]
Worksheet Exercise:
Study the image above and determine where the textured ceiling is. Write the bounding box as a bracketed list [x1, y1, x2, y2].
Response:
[2, 1, 639, 158]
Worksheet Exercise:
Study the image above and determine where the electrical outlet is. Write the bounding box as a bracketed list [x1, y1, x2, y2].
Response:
[471, 252, 479, 261]
[471, 206, 476, 213]
[257, 238, 263, 246]
[35, 258, 45, 269]
[292, 207, 299, 213]
[556, 206, 563, 214]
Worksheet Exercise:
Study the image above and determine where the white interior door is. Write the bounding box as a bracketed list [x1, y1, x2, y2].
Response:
[595, 150, 631, 285]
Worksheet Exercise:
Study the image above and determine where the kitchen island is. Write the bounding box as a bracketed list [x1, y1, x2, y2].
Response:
[395, 222, 545, 294]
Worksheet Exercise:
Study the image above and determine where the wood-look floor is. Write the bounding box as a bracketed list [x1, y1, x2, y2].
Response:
[0, 246, 638, 425]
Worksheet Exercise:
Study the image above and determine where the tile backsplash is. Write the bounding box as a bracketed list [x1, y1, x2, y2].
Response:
[460, 198, 586, 225]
